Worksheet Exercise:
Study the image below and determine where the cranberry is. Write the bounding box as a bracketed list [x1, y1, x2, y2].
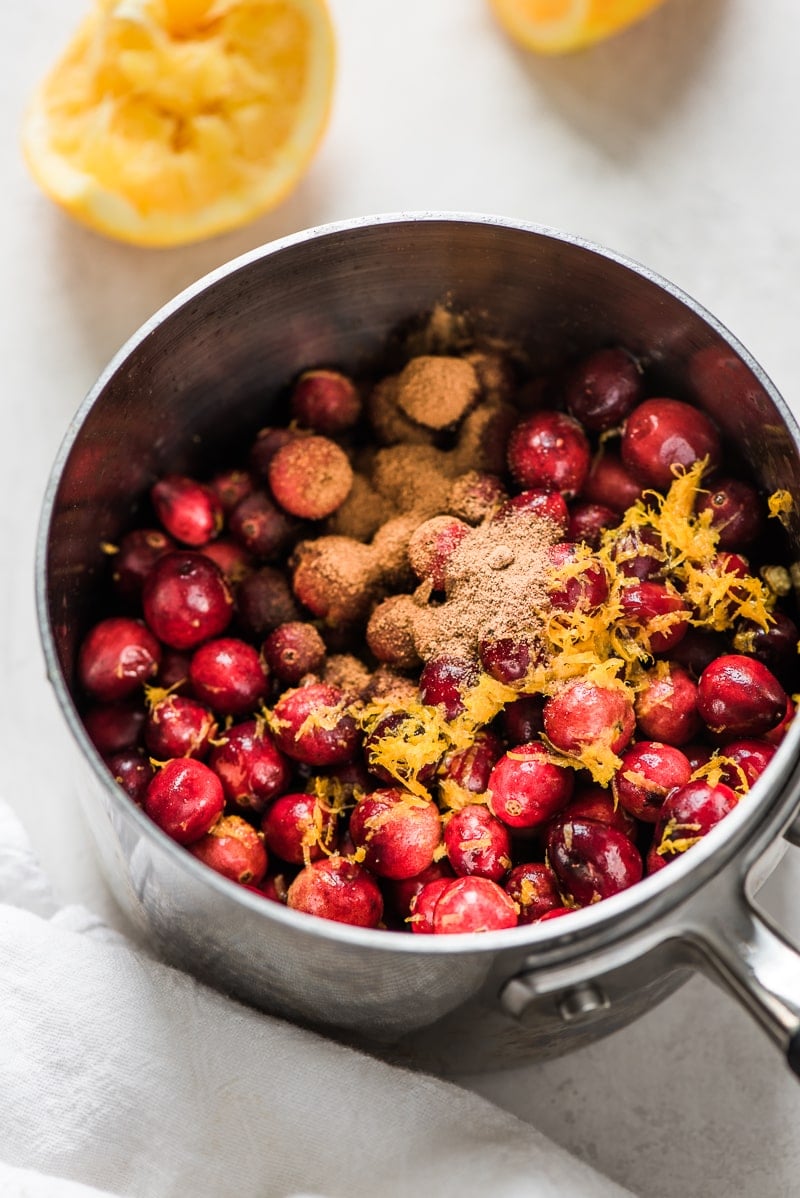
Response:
[199, 538, 252, 585]
[559, 786, 637, 839]
[271, 682, 360, 766]
[609, 526, 663, 581]
[538, 906, 574, 922]
[78, 616, 162, 702]
[236, 566, 300, 638]
[268, 436, 353, 521]
[418, 656, 479, 721]
[248, 426, 301, 480]
[652, 779, 738, 864]
[478, 635, 538, 684]
[111, 528, 174, 599]
[618, 581, 690, 654]
[384, 860, 455, 921]
[634, 664, 702, 745]
[142, 551, 233, 650]
[262, 621, 326, 685]
[105, 750, 153, 804]
[409, 878, 454, 934]
[290, 369, 361, 435]
[543, 680, 635, 758]
[447, 471, 507, 524]
[438, 730, 503, 797]
[189, 637, 269, 717]
[766, 697, 796, 745]
[493, 489, 569, 536]
[189, 814, 268, 885]
[229, 491, 299, 559]
[365, 596, 420, 670]
[144, 693, 217, 760]
[734, 611, 799, 685]
[431, 876, 518, 933]
[697, 654, 787, 739]
[364, 711, 443, 787]
[208, 468, 254, 515]
[567, 501, 619, 549]
[582, 450, 643, 513]
[669, 628, 728, 680]
[487, 743, 574, 830]
[208, 719, 291, 812]
[444, 803, 511, 881]
[621, 398, 721, 489]
[257, 868, 293, 904]
[261, 792, 338, 864]
[501, 694, 545, 744]
[151, 474, 223, 547]
[684, 743, 714, 771]
[349, 788, 442, 880]
[83, 700, 145, 754]
[144, 757, 225, 845]
[564, 347, 643, 432]
[547, 818, 642, 905]
[507, 411, 591, 499]
[505, 861, 562, 924]
[546, 543, 609, 610]
[716, 739, 777, 791]
[407, 516, 470, 590]
[696, 477, 762, 549]
[614, 741, 692, 822]
[287, 857, 383, 928]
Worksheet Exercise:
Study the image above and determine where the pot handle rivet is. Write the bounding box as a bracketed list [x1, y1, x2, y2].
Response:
[557, 982, 610, 1023]
[500, 973, 609, 1023]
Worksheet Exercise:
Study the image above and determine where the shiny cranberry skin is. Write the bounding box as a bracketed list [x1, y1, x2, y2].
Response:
[439, 730, 503, 797]
[350, 788, 442, 880]
[105, 751, 153, 804]
[547, 818, 642, 905]
[544, 680, 635, 758]
[272, 683, 360, 766]
[507, 411, 591, 499]
[669, 629, 728, 680]
[618, 581, 690, 654]
[407, 516, 471, 590]
[287, 857, 383, 928]
[111, 528, 174, 599]
[189, 814, 267, 885]
[493, 489, 569, 536]
[634, 663, 702, 745]
[717, 739, 777, 791]
[83, 700, 145, 754]
[199, 538, 252, 585]
[409, 878, 454, 934]
[564, 347, 643, 432]
[696, 477, 762, 549]
[487, 743, 574, 830]
[144, 694, 217, 760]
[478, 635, 537, 683]
[610, 526, 663, 580]
[567, 501, 619, 549]
[559, 786, 637, 839]
[418, 656, 479, 721]
[208, 468, 254, 514]
[431, 876, 518, 933]
[290, 369, 361, 434]
[189, 637, 269, 717]
[384, 860, 455, 921]
[236, 566, 300, 638]
[766, 697, 796, 745]
[143, 551, 233, 650]
[614, 741, 692, 822]
[697, 654, 787, 739]
[734, 611, 800, 685]
[261, 792, 337, 864]
[78, 616, 162, 702]
[263, 622, 326, 685]
[501, 695, 545, 744]
[538, 906, 574, 922]
[364, 711, 443, 787]
[229, 490, 299, 559]
[144, 757, 224, 845]
[444, 803, 511, 881]
[582, 451, 643, 513]
[505, 861, 562, 924]
[546, 543, 609, 610]
[621, 398, 721, 489]
[151, 474, 223, 547]
[652, 779, 738, 864]
[208, 719, 291, 812]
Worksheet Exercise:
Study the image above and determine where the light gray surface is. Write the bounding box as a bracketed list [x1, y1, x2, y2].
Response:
[4, 1, 800, 1195]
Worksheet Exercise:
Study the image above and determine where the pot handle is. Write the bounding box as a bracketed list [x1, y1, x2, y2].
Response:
[688, 890, 800, 1075]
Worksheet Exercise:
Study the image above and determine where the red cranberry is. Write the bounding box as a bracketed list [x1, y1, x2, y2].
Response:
[144, 757, 225, 845]
[696, 477, 762, 549]
[444, 803, 511, 881]
[257, 868, 293, 904]
[384, 860, 455, 921]
[261, 792, 338, 864]
[567, 501, 619, 549]
[287, 857, 383, 928]
[734, 611, 799, 685]
[634, 664, 702, 745]
[621, 398, 721, 489]
[668, 628, 728, 680]
[144, 693, 217, 760]
[493, 489, 569, 536]
[547, 818, 642, 905]
[349, 788, 442, 880]
[538, 906, 574, 922]
[229, 491, 299, 559]
[609, 526, 663, 580]
[582, 450, 643, 513]
[189, 814, 267, 885]
[262, 621, 326, 685]
[271, 683, 360, 766]
[157, 649, 193, 692]
[487, 743, 574, 830]
[83, 700, 145, 754]
[290, 369, 361, 435]
[418, 656, 479, 721]
[248, 426, 301, 481]
[614, 741, 692, 822]
[409, 878, 454, 934]
[268, 436, 353, 521]
[505, 861, 562, 924]
[564, 347, 643, 432]
[407, 516, 470, 590]
[111, 528, 174, 599]
[438, 730, 503, 797]
[431, 876, 518, 933]
[559, 786, 637, 839]
[199, 538, 252, 585]
[500, 694, 545, 744]
[208, 719, 291, 812]
[189, 637, 269, 717]
[697, 654, 787, 739]
[105, 750, 153, 804]
[543, 680, 635, 758]
[652, 779, 738, 864]
[151, 474, 223, 547]
[716, 739, 777, 791]
[478, 635, 538, 684]
[684, 743, 714, 771]
[78, 616, 162, 702]
[546, 543, 609, 610]
[618, 581, 690, 654]
[364, 711, 443, 787]
[142, 551, 233, 650]
[766, 697, 796, 745]
[236, 566, 300, 638]
[507, 411, 591, 499]
[208, 468, 254, 514]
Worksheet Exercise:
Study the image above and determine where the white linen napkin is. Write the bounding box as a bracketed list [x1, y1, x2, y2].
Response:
[0, 800, 634, 1198]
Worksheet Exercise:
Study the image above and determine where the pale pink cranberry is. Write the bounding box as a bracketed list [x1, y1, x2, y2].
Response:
[142, 552, 233, 650]
[290, 369, 361, 435]
[144, 757, 225, 845]
[487, 743, 574, 830]
[407, 516, 470, 590]
[505, 862, 562, 924]
[634, 664, 702, 745]
[507, 411, 591, 499]
[443, 804, 511, 881]
[621, 398, 721, 489]
[78, 617, 162, 702]
[287, 858, 383, 928]
[543, 680, 635, 758]
[261, 793, 338, 864]
[547, 818, 642, 905]
[431, 877, 518, 934]
[189, 637, 269, 717]
[268, 436, 353, 520]
[349, 789, 442, 880]
[144, 694, 217, 760]
[189, 814, 268, 885]
[614, 741, 692, 822]
[697, 654, 787, 740]
[271, 683, 360, 766]
[151, 474, 223, 547]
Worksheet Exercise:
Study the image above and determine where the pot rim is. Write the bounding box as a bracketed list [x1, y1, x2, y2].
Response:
[35, 209, 800, 960]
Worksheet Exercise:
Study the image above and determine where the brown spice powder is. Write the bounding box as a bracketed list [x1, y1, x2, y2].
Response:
[394, 355, 479, 431]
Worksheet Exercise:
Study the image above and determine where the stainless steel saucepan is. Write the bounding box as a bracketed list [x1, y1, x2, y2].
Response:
[36, 213, 800, 1076]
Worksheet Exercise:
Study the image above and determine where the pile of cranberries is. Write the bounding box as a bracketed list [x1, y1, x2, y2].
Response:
[76, 344, 798, 935]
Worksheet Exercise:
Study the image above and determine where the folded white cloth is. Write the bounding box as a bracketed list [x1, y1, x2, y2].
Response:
[0, 800, 633, 1198]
